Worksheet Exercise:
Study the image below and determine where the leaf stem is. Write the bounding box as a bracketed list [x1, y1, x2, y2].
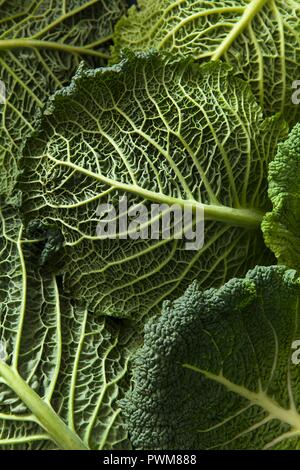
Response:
[0, 39, 109, 59]
[211, 0, 269, 61]
[47, 155, 264, 229]
[183, 363, 300, 433]
[0, 362, 88, 450]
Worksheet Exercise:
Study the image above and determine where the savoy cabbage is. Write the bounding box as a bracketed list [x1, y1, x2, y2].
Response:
[19, 52, 285, 319]
[0, 0, 127, 199]
[123, 266, 300, 450]
[0, 0, 299, 452]
[112, 0, 300, 125]
[262, 123, 300, 273]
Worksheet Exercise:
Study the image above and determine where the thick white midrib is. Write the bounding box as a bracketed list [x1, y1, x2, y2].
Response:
[183, 364, 300, 432]
[0, 362, 88, 450]
[211, 0, 269, 61]
[0, 39, 109, 59]
[47, 155, 264, 228]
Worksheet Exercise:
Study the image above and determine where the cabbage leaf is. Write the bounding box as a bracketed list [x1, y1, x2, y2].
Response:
[112, 0, 300, 125]
[123, 265, 300, 450]
[0, 0, 127, 198]
[0, 203, 133, 450]
[262, 123, 300, 274]
[20, 52, 286, 319]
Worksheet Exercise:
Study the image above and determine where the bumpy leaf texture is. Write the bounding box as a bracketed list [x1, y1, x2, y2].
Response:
[123, 266, 300, 450]
[0, 0, 127, 198]
[0, 203, 134, 450]
[112, 0, 300, 125]
[20, 52, 286, 319]
[262, 123, 300, 274]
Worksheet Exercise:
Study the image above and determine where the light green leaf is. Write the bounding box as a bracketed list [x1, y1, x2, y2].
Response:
[0, 0, 127, 198]
[123, 265, 300, 450]
[20, 52, 286, 319]
[262, 122, 300, 274]
[0, 203, 134, 450]
[112, 0, 300, 125]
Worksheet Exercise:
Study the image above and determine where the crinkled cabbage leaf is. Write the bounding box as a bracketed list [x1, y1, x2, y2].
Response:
[112, 0, 300, 124]
[20, 52, 286, 319]
[262, 122, 300, 274]
[123, 265, 300, 450]
[0, 203, 134, 450]
[0, 0, 127, 198]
